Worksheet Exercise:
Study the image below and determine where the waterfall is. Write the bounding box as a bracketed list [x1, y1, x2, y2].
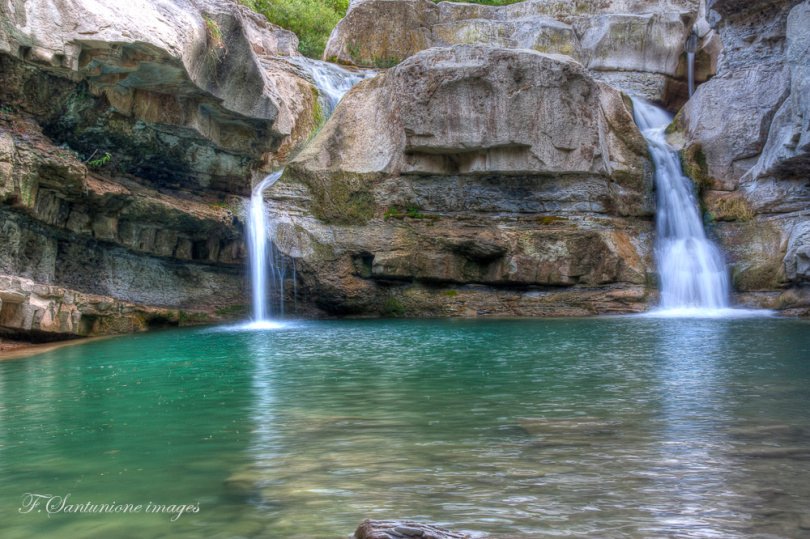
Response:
[631, 98, 732, 314]
[248, 170, 284, 323]
[685, 30, 698, 98]
[687, 51, 695, 97]
[246, 59, 373, 324]
[285, 56, 374, 116]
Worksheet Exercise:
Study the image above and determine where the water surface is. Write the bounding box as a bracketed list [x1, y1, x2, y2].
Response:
[1, 318, 809, 538]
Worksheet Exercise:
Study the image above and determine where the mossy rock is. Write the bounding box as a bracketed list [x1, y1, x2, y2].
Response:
[681, 143, 711, 192]
[292, 168, 377, 226]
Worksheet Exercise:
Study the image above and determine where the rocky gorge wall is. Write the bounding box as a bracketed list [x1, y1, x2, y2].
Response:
[0, 0, 325, 339]
[266, 45, 657, 317]
[1, 0, 808, 338]
[673, 0, 810, 314]
[324, 0, 718, 109]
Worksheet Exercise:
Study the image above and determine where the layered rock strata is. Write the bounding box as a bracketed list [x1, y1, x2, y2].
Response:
[324, 0, 714, 107]
[673, 0, 810, 314]
[266, 46, 656, 317]
[0, 0, 324, 338]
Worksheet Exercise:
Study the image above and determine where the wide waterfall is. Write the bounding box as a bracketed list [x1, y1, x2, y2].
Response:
[247, 59, 372, 324]
[632, 98, 732, 315]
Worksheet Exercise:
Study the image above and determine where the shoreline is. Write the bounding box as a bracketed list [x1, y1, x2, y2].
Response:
[0, 336, 109, 361]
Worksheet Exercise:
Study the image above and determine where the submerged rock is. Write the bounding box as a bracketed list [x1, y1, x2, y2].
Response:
[267, 46, 655, 317]
[355, 519, 471, 539]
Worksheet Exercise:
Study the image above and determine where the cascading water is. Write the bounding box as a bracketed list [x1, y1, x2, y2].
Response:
[687, 51, 695, 97]
[246, 59, 373, 324]
[632, 98, 732, 315]
[685, 30, 698, 97]
[285, 56, 374, 116]
[248, 170, 284, 324]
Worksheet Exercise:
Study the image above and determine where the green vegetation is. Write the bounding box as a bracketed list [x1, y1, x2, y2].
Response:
[215, 304, 250, 318]
[384, 205, 435, 220]
[300, 171, 375, 225]
[536, 215, 569, 225]
[382, 297, 406, 316]
[204, 16, 224, 49]
[86, 151, 112, 168]
[240, 0, 524, 58]
[240, 0, 349, 58]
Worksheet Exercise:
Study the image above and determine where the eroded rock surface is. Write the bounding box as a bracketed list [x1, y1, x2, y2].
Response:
[266, 46, 655, 317]
[673, 0, 810, 313]
[324, 0, 706, 105]
[0, 0, 330, 338]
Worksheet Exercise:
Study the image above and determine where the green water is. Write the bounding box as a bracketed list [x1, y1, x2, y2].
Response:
[1, 318, 809, 539]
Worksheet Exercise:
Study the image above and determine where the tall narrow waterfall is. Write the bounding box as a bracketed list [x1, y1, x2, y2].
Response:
[246, 60, 372, 324]
[248, 170, 284, 323]
[685, 30, 698, 98]
[632, 98, 731, 313]
[687, 52, 695, 97]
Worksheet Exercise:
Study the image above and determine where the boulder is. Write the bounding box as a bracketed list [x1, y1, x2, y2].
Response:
[266, 46, 654, 317]
[0, 0, 321, 194]
[324, 0, 699, 102]
[354, 519, 470, 539]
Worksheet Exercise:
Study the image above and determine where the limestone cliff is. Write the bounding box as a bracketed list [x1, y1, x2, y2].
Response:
[323, 0, 713, 108]
[674, 0, 810, 314]
[0, 0, 323, 339]
[1, 0, 808, 334]
[266, 46, 656, 317]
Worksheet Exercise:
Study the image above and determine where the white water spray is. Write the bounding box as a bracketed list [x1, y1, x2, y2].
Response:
[246, 59, 373, 324]
[248, 170, 284, 323]
[286, 56, 374, 116]
[632, 98, 732, 315]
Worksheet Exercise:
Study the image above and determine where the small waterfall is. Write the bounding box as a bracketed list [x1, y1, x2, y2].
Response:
[685, 30, 698, 98]
[632, 98, 731, 314]
[285, 56, 374, 116]
[687, 52, 695, 97]
[248, 170, 284, 323]
[246, 58, 373, 324]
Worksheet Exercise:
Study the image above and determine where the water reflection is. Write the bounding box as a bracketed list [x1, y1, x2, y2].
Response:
[644, 320, 737, 536]
[0, 320, 808, 539]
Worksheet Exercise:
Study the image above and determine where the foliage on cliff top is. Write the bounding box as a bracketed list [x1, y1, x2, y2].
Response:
[241, 0, 524, 58]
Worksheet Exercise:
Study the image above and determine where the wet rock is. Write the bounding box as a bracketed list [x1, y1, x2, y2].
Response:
[354, 519, 471, 539]
[674, 0, 810, 309]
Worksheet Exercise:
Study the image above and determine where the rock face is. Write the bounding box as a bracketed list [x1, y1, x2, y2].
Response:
[267, 46, 655, 317]
[674, 0, 810, 314]
[0, 0, 327, 339]
[324, 0, 707, 106]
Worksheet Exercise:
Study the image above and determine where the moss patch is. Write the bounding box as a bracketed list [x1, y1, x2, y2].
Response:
[382, 296, 405, 317]
[295, 169, 376, 225]
[710, 196, 754, 222]
[536, 215, 569, 226]
[681, 143, 711, 192]
[215, 304, 250, 318]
